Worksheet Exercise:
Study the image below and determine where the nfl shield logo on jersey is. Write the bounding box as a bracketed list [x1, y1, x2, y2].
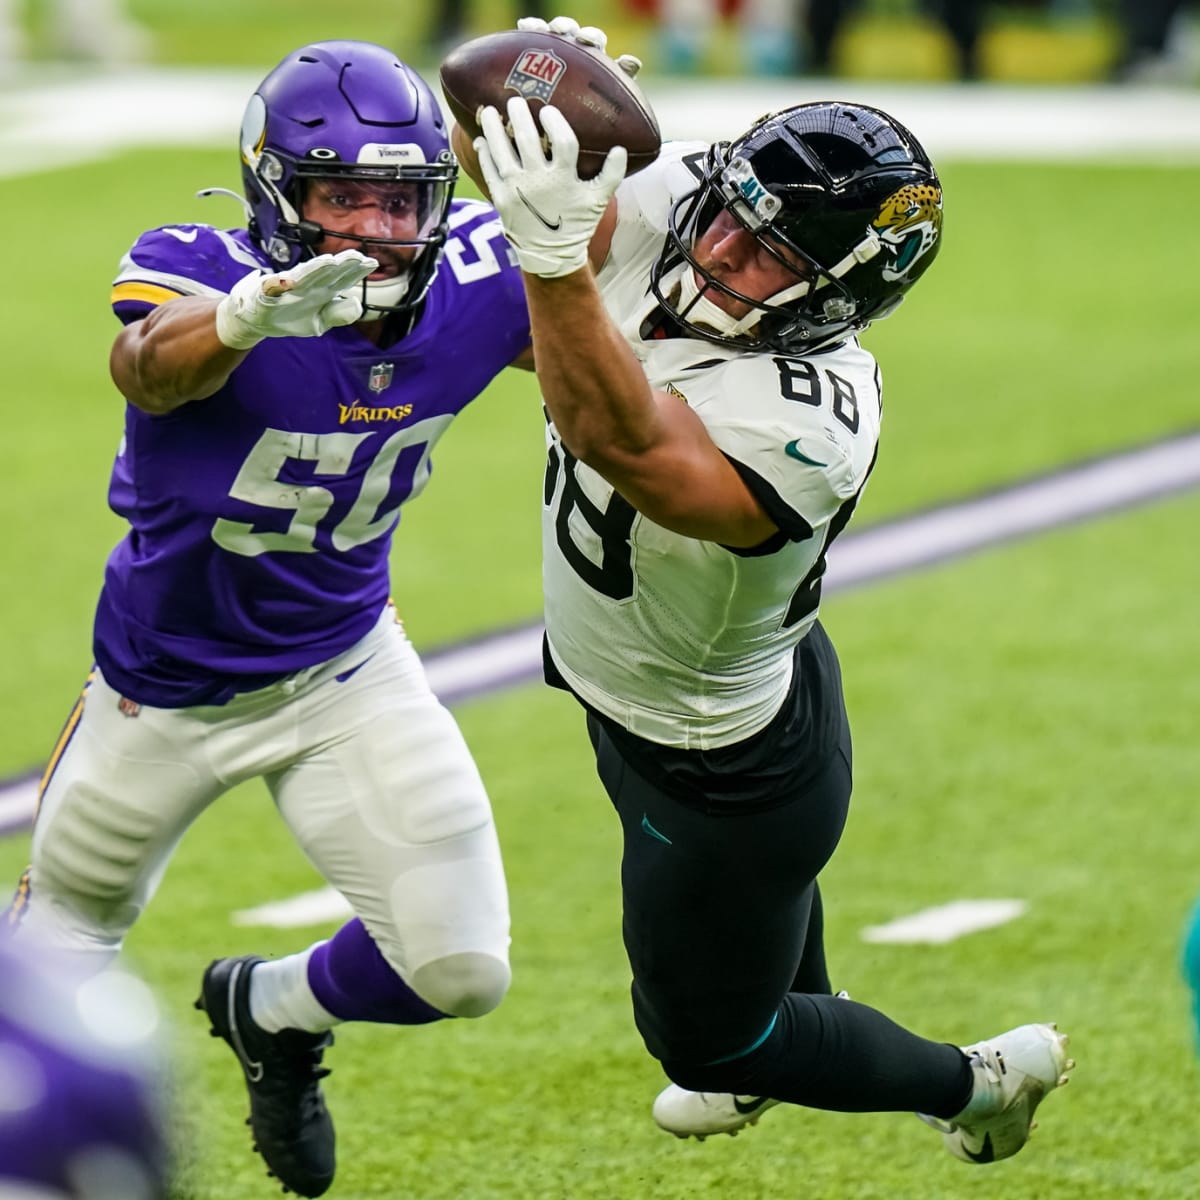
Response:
[506, 50, 566, 101]
[368, 362, 394, 394]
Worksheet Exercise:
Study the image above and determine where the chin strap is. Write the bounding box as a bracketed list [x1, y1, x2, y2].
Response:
[669, 261, 815, 341]
[362, 273, 412, 313]
[675, 224, 887, 343]
[814, 231, 882, 293]
[195, 187, 255, 222]
[670, 263, 760, 339]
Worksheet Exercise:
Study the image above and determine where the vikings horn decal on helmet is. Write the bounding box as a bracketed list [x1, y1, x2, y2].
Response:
[650, 101, 943, 353]
[239, 40, 458, 314]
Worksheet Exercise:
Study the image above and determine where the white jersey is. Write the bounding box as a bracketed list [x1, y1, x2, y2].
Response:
[543, 143, 882, 750]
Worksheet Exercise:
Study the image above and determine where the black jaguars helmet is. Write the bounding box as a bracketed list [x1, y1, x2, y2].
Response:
[650, 101, 944, 353]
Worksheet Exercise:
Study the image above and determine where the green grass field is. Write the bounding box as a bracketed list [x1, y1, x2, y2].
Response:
[2, 65, 1200, 1200]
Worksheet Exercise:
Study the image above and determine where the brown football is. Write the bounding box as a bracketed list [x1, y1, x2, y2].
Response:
[439, 30, 661, 180]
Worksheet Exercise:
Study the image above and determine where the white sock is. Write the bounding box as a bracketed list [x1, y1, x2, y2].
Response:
[248, 943, 340, 1034]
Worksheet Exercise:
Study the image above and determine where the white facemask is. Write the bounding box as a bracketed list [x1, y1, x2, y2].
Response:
[362, 273, 412, 314]
[665, 261, 814, 341]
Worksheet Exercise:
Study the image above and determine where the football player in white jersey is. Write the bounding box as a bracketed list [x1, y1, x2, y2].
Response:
[453, 16, 1074, 1166]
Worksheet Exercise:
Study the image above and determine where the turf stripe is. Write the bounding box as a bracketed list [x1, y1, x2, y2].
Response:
[422, 431, 1200, 706]
[232, 887, 352, 929]
[1, 429, 1197, 838]
[0, 777, 37, 838]
[825, 429, 1200, 591]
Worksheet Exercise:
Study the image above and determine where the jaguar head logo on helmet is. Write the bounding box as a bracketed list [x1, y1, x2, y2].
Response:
[873, 182, 943, 282]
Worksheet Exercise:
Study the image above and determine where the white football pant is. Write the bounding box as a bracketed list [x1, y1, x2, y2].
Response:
[14, 608, 511, 1005]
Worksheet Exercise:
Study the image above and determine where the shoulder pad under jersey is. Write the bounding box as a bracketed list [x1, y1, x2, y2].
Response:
[685, 345, 881, 533]
[111, 225, 267, 321]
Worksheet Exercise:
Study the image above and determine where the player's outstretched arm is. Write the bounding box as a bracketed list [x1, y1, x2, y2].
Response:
[111, 250, 377, 415]
[112, 296, 252, 416]
[477, 98, 776, 547]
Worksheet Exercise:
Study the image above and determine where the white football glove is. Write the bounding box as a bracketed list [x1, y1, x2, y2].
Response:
[214, 249, 379, 350]
[516, 14, 642, 77]
[475, 97, 625, 279]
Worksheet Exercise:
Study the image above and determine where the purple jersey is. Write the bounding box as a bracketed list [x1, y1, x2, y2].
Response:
[99, 201, 530, 706]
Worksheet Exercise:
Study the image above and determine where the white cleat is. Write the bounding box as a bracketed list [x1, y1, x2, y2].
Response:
[651, 992, 851, 1140]
[652, 1086, 781, 1140]
[920, 1023, 1074, 1164]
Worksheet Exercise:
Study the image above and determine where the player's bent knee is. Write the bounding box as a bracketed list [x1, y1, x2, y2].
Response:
[409, 951, 511, 1018]
[657, 1042, 768, 1095]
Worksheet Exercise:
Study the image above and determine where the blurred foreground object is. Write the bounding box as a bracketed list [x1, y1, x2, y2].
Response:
[0, 941, 169, 1200]
[1182, 897, 1200, 1051]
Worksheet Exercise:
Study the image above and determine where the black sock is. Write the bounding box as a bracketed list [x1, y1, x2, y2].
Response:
[667, 993, 973, 1116]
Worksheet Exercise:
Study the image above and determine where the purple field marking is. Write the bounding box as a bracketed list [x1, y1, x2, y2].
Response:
[2, 429, 1198, 838]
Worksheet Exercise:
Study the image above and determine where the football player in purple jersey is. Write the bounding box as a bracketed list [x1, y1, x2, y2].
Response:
[5, 41, 531, 1198]
[0, 939, 169, 1200]
[455, 13, 1074, 1171]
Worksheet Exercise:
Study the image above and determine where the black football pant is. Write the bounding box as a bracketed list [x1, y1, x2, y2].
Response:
[586, 716, 972, 1118]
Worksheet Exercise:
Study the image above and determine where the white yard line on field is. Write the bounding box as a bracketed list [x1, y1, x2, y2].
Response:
[862, 899, 1030, 945]
[1, 434, 1197, 939]
[233, 887, 353, 930]
[3, 68, 1200, 179]
[233, 891, 1035, 943]
[231, 891, 1034, 942]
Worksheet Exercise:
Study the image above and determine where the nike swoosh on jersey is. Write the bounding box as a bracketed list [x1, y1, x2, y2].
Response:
[162, 227, 199, 243]
[335, 654, 375, 683]
[515, 189, 562, 231]
[784, 439, 829, 467]
[732, 1096, 772, 1115]
[641, 814, 672, 845]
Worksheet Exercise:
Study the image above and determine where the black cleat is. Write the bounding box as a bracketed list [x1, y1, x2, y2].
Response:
[196, 955, 336, 1197]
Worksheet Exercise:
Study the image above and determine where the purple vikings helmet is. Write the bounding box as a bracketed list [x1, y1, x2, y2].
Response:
[239, 40, 457, 314]
[651, 101, 943, 353]
[0, 942, 168, 1200]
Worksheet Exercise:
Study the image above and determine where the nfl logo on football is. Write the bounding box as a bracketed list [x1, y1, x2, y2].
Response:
[506, 50, 565, 102]
[368, 362, 394, 394]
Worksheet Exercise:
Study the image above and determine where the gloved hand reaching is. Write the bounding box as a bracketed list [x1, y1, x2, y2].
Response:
[215, 249, 379, 349]
[475, 97, 625, 280]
